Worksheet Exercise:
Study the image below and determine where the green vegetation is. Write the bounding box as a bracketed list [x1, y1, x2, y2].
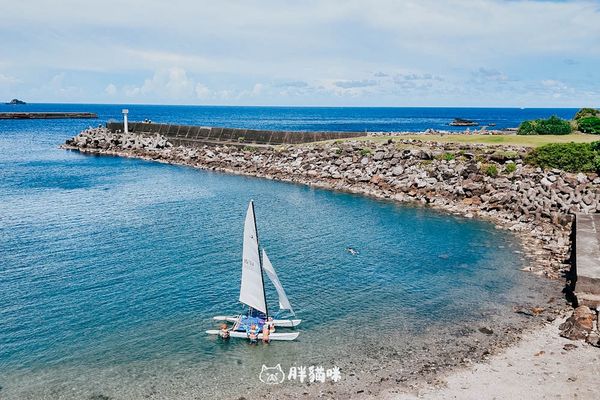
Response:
[483, 164, 499, 177]
[577, 117, 600, 135]
[517, 116, 572, 135]
[359, 148, 372, 157]
[442, 152, 455, 161]
[492, 150, 519, 160]
[237, 136, 245, 142]
[525, 142, 600, 172]
[574, 108, 600, 121]
[242, 145, 258, 152]
[357, 134, 599, 148]
[505, 163, 517, 174]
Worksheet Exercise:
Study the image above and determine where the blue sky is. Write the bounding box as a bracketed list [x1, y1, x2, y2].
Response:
[0, 0, 599, 107]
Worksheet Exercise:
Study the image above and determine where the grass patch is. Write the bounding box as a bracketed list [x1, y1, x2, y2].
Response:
[482, 164, 499, 177]
[359, 148, 372, 156]
[355, 134, 599, 148]
[442, 152, 455, 161]
[505, 163, 517, 174]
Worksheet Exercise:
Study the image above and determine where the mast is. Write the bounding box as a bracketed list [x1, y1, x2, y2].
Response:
[251, 200, 269, 319]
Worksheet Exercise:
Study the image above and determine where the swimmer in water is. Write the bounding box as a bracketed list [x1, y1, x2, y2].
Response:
[346, 247, 359, 255]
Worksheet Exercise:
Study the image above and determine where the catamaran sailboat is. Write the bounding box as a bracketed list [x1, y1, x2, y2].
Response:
[206, 201, 301, 341]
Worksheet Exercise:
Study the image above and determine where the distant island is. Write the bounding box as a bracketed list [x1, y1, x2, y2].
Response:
[449, 117, 478, 126]
[5, 98, 26, 105]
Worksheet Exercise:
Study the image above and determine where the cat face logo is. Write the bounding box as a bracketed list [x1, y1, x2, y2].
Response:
[259, 364, 285, 384]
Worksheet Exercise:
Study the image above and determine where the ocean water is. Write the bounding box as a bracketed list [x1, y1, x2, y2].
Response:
[0, 105, 557, 399]
[0, 103, 578, 132]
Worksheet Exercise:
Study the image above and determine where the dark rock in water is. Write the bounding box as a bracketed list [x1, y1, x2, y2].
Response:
[513, 305, 534, 317]
[5, 98, 26, 105]
[478, 327, 494, 335]
[89, 395, 111, 400]
[449, 118, 478, 127]
[559, 305, 595, 340]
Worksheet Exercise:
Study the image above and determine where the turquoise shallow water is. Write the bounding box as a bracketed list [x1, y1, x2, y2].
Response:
[0, 106, 553, 398]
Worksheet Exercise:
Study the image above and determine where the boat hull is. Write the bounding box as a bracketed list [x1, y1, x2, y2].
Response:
[206, 330, 299, 341]
[213, 315, 302, 327]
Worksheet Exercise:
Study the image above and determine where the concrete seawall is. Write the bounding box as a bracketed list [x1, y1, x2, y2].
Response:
[574, 213, 600, 308]
[106, 122, 365, 146]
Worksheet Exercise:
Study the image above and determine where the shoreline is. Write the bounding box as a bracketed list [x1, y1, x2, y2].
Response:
[59, 128, 600, 398]
[387, 316, 600, 400]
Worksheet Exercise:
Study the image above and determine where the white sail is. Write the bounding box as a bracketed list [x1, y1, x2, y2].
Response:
[239, 201, 268, 314]
[262, 249, 294, 314]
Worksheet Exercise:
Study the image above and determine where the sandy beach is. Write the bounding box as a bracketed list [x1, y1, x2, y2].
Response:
[387, 317, 600, 400]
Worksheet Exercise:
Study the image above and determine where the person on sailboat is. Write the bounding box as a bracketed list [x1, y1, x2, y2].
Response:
[219, 323, 230, 339]
[262, 323, 270, 343]
[267, 317, 276, 333]
[248, 323, 258, 343]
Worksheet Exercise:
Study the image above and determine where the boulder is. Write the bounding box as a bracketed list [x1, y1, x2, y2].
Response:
[586, 331, 600, 347]
[391, 166, 404, 176]
[559, 306, 595, 340]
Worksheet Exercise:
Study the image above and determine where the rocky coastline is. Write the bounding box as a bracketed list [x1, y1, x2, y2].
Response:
[61, 127, 600, 397]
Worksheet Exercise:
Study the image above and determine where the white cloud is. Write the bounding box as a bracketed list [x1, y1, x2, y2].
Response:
[0, 72, 20, 85]
[104, 83, 117, 95]
[0, 0, 598, 105]
[194, 83, 211, 99]
[251, 83, 263, 96]
[126, 67, 195, 100]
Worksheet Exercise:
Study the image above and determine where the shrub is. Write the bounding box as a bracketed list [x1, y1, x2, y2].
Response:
[505, 163, 517, 174]
[525, 142, 600, 172]
[578, 116, 600, 134]
[574, 108, 600, 121]
[517, 115, 572, 135]
[243, 145, 258, 152]
[483, 164, 498, 177]
[359, 148, 372, 157]
[442, 152, 455, 161]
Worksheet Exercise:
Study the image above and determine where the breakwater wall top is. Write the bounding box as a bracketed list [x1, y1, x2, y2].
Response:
[0, 112, 97, 119]
[106, 121, 365, 145]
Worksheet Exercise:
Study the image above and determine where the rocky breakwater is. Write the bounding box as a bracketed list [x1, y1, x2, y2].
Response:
[64, 128, 600, 322]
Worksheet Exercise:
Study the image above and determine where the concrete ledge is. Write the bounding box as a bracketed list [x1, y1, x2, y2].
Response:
[575, 213, 600, 303]
[105, 122, 365, 145]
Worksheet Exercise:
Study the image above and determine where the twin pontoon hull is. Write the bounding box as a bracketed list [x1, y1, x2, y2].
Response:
[205, 330, 300, 341]
[212, 315, 302, 328]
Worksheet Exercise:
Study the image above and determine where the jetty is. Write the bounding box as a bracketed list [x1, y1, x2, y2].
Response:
[0, 112, 97, 119]
[106, 121, 364, 146]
